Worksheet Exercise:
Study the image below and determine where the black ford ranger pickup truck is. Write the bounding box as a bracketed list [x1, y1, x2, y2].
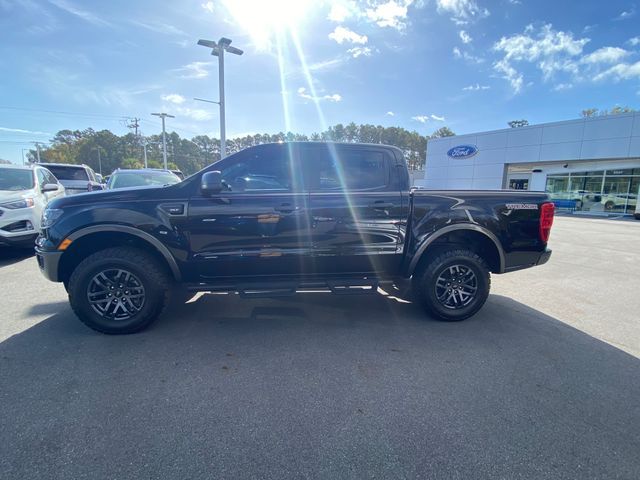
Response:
[35, 142, 554, 334]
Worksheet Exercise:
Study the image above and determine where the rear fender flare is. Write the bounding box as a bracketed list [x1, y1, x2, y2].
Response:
[407, 224, 505, 275]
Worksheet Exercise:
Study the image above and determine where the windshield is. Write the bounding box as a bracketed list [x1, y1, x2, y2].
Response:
[0, 169, 34, 191]
[45, 165, 89, 181]
[110, 171, 181, 189]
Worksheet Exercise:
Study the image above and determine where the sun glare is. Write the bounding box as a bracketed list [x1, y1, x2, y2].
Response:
[222, 0, 314, 50]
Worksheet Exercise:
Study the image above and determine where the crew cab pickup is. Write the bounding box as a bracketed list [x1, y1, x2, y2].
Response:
[36, 142, 554, 334]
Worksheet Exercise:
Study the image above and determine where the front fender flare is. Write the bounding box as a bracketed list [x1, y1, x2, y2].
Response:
[67, 224, 181, 281]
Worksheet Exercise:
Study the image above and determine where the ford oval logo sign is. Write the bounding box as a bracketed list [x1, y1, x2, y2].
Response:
[447, 144, 478, 159]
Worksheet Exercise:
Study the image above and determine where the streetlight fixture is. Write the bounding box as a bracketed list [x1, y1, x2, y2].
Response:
[151, 112, 174, 169]
[197, 36, 243, 159]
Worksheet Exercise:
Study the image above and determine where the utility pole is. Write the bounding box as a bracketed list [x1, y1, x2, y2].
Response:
[127, 117, 141, 159]
[198, 37, 243, 159]
[127, 117, 140, 136]
[151, 113, 174, 169]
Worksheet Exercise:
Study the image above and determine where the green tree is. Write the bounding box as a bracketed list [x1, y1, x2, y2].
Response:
[121, 158, 143, 169]
[508, 119, 529, 128]
[431, 127, 455, 138]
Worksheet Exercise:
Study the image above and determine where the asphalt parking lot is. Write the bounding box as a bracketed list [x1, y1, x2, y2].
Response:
[1, 216, 639, 479]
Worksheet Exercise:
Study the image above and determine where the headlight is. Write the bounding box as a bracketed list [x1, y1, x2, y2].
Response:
[0, 198, 34, 209]
[41, 208, 64, 228]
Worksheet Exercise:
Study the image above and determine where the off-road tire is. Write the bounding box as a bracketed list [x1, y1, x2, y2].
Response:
[412, 249, 490, 322]
[68, 246, 170, 334]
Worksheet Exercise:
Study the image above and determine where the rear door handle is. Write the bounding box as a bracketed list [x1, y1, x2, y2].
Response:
[369, 201, 395, 210]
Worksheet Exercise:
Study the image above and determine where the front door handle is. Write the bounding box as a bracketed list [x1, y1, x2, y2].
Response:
[369, 201, 395, 210]
[274, 203, 296, 213]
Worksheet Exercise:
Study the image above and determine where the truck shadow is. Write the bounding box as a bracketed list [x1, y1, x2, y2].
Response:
[2, 293, 640, 478]
[0, 247, 33, 268]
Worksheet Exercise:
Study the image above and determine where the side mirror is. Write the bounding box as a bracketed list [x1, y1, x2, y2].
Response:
[201, 171, 224, 195]
[42, 183, 59, 193]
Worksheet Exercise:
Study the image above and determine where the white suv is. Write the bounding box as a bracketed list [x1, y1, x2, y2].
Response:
[0, 165, 65, 248]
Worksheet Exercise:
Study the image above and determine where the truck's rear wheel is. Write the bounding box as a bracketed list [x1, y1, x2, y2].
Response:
[413, 249, 490, 321]
[68, 247, 170, 334]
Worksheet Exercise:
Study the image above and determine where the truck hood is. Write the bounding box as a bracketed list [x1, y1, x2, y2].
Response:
[0, 189, 36, 204]
[48, 185, 176, 209]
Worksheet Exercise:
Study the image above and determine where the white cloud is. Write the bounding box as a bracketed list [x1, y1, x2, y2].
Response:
[431, 114, 445, 121]
[386, 111, 395, 116]
[174, 107, 214, 121]
[629, 37, 640, 46]
[0, 126, 51, 135]
[347, 46, 373, 57]
[161, 94, 186, 104]
[453, 47, 484, 64]
[459, 30, 472, 44]
[328, 2, 355, 22]
[365, 0, 414, 30]
[494, 58, 524, 93]
[436, 0, 489, 23]
[328, 26, 368, 44]
[492, 23, 640, 93]
[174, 61, 211, 79]
[594, 61, 640, 81]
[48, 0, 111, 26]
[581, 46, 629, 64]
[201, 1, 214, 12]
[614, 8, 635, 20]
[131, 20, 187, 37]
[553, 83, 573, 91]
[412, 115, 429, 123]
[297, 87, 342, 102]
[462, 83, 490, 91]
[492, 24, 589, 92]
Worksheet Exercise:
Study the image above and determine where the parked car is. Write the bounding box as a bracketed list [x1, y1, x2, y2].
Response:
[0, 165, 65, 247]
[36, 142, 554, 334]
[601, 193, 637, 211]
[170, 169, 185, 180]
[106, 169, 182, 190]
[39, 163, 103, 195]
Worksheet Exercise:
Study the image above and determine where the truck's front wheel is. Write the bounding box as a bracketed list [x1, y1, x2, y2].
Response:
[413, 249, 490, 321]
[68, 247, 170, 334]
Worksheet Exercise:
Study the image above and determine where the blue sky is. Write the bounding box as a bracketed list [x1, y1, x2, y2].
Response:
[0, 0, 639, 163]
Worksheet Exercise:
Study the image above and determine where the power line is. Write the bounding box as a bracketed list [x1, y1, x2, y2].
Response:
[0, 105, 131, 120]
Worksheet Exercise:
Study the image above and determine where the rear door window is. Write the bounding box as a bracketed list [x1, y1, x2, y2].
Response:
[303, 146, 390, 191]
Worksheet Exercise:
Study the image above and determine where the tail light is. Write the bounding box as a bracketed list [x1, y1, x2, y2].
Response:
[539, 202, 555, 243]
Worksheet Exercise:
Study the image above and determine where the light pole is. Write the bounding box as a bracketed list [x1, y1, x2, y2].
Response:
[197, 37, 243, 159]
[33, 142, 42, 163]
[92, 147, 102, 175]
[141, 138, 148, 168]
[151, 112, 174, 169]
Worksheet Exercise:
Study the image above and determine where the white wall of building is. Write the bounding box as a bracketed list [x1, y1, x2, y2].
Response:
[417, 112, 640, 190]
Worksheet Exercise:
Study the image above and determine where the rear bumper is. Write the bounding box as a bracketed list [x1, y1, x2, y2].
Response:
[536, 248, 552, 266]
[35, 247, 63, 282]
[503, 249, 552, 273]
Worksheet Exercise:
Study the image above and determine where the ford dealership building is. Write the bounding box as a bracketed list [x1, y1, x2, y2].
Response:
[416, 112, 640, 215]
